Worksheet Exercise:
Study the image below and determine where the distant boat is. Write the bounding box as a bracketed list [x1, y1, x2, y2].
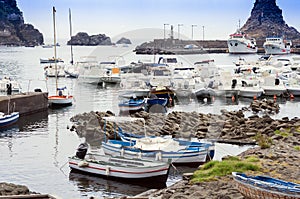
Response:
[0, 76, 22, 93]
[227, 30, 257, 54]
[118, 98, 145, 112]
[42, 43, 60, 48]
[263, 37, 292, 55]
[232, 172, 300, 199]
[0, 112, 19, 129]
[69, 143, 170, 184]
[40, 57, 64, 64]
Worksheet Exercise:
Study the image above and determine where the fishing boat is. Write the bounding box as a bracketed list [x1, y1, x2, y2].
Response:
[263, 37, 292, 55]
[144, 97, 168, 113]
[0, 112, 19, 128]
[101, 117, 210, 165]
[118, 130, 215, 160]
[40, 57, 64, 64]
[232, 172, 300, 199]
[48, 7, 73, 107]
[69, 143, 170, 184]
[227, 29, 257, 54]
[118, 98, 145, 112]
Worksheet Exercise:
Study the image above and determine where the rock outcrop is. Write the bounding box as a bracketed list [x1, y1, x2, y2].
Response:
[67, 32, 112, 46]
[241, 0, 300, 40]
[0, 0, 43, 46]
[116, 37, 132, 44]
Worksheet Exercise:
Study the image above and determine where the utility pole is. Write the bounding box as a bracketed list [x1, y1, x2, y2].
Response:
[202, 25, 205, 41]
[191, 24, 197, 40]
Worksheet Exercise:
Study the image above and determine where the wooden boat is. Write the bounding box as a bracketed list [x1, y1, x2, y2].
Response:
[118, 98, 145, 112]
[101, 116, 211, 165]
[48, 7, 73, 107]
[232, 172, 300, 199]
[48, 87, 73, 107]
[144, 97, 168, 113]
[102, 139, 208, 165]
[0, 112, 19, 128]
[68, 143, 170, 184]
[118, 130, 215, 160]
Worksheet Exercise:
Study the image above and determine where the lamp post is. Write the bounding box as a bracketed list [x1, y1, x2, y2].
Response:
[191, 24, 197, 40]
[164, 23, 169, 40]
[202, 25, 205, 41]
[178, 24, 183, 40]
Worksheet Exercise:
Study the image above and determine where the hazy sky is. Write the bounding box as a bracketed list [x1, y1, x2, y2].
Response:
[17, 0, 300, 43]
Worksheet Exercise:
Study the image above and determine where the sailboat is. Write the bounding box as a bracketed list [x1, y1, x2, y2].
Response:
[64, 8, 80, 78]
[48, 7, 73, 107]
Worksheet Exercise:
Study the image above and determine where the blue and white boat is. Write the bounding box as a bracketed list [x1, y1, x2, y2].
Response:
[118, 98, 145, 112]
[0, 112, 19, 128]
[118, 130, 215, 160]
[232, 172, 300, 199]
[144, 97, 168, 113]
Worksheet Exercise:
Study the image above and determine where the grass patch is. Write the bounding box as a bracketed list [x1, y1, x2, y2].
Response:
[191, 156, 260, 183]
[254, 132, 273, 149]
[294, 146, 300, 151]
[274, 129, 291, 137]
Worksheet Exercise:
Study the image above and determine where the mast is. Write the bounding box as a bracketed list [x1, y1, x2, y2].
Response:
[69, 8, 74, 65]
[53, 6, 58, 95]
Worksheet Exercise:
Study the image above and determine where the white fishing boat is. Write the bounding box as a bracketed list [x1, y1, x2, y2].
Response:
[44, 63, 66, 78]
[263, 37, 292, 55]
[236, 77, 264, 98]
[101, 117, 210, 165]
[48, 7, 73, 107]
[69, 143, 170, 184]
[260, 75, 287, 96]
[227, 30, 257, 54]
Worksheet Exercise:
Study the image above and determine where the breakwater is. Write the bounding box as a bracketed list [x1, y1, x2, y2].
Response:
[135, 38, 300, 54]
[0, 92, 48, 115]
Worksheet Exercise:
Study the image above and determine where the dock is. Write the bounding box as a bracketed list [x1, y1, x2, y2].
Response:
[0, 92, 48, 116]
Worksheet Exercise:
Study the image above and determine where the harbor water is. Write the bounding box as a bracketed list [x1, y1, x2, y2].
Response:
[0, 44, 300, 198]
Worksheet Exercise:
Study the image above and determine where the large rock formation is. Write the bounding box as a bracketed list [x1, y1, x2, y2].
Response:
[116, 37, 132, 44]
[241, 0, 300, 41]
[67, 32, 112, 46]
[0, 0, 43, 46]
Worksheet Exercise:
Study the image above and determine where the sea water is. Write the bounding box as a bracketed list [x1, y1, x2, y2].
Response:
[0, 44, 299, 198]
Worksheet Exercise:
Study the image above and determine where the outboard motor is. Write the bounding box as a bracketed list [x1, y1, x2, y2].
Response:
[231, 79, 237, 89]
[76, 143, 88, 159]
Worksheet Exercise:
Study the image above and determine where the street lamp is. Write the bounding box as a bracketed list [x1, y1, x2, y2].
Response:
[202, 25, 205, 41]
[178, 24, 183, 40]
[164, 23, 169, 40]
[191, 24, 197, 40]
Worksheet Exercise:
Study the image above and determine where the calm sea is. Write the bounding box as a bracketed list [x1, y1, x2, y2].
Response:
[0, 44, 299, 198]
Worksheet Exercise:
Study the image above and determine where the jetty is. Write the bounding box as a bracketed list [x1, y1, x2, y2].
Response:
[0, 92, 48, 116]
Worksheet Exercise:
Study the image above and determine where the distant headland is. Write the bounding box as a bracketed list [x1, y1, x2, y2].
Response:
[0, 0, 43, 46]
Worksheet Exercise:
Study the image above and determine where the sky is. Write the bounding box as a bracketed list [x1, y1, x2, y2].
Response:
[17, 0, 300, 43]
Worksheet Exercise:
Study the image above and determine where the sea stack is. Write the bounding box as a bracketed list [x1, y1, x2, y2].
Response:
[241, 0, 300, 41]
[0, 0, 43, 46]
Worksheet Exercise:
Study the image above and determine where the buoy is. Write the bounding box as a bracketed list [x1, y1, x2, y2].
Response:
[231, 95, 235, 102]
[273, 95, 277, 101]
[253, 96, 257, 100]
[290, 93, 295, 99]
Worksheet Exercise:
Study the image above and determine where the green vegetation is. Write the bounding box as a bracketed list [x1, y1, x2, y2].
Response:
[294, 146, 300, 151]
[274, 129, 291, 137]
[191, 156, 260, 183]
[253, 132, 273, 149]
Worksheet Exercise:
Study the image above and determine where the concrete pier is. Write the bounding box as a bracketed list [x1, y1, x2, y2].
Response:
[0, 92, 48, 116]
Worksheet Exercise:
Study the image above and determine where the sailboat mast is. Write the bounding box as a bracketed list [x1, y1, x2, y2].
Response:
[69, 8, 74, 65]
[53, 6, 58, 95]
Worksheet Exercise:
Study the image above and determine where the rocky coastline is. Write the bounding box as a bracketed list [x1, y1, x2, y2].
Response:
[1, 99, 299, 198]
[66, 99, 300, 199]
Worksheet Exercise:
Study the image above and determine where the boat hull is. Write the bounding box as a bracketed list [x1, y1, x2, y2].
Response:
[48, 96, 73, 107]
[68, 154, 169, 184]
[0, 112, 19, 128]
[232, 172, 300, 199]
[101, 141, 208, 165]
